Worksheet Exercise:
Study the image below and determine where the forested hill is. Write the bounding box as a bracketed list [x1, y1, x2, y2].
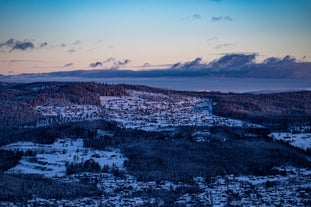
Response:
[0, 81, 310, 129]
[211, 91, 311, 125]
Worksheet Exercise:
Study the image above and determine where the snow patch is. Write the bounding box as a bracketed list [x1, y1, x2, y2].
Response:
[269, 132, 311, 151]
[1, 138, 127, 178]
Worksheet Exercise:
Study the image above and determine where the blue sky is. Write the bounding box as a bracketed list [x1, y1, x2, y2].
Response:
[0, 0, 310, 74]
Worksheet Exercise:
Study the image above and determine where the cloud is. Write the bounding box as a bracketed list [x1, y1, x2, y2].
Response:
[32, 62, 74, 69]
[184, 58, 202, 69]
[64, 63, 73, 67]
[40, 42, 48, 48]
[67, 40, 81, 53]
[112, 59, 130, 69]
[1, 59, 44, 63]
[180, 14, 202, 21]
[215, 43, 233, 49]
[61, 43, 66, 48]
[89, 61, 102, 68]
[263, 55, 297, 64]
[0, 39, 15, 48]
[133, 63, 172, 69]
[192, 14, 201, 20]
[72, 40, 81, 45]
[171, 62, 182, 69]
[211, 16, 232, 22]
[68, 49, 76, 54]
[211, 53, 256, 69]
[142, 63, 151, 68]
[103, 57, 116, 64]
[0, 39, 14, 48]
[89, 58, 131, 70]
[171, 58, 204, 69]
[10, 41, 34, 52]
[2, 54, 310, 82]
[0, 39, 35, 52]
[207, 37, 218, 42]
[0, 39, 51, 52]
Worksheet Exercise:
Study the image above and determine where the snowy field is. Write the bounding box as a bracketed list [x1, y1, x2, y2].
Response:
[1, 138, 127, 177]
[269, 132, 311, 151]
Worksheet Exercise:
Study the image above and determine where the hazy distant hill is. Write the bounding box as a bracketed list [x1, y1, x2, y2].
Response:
[1, 81, 310, 130]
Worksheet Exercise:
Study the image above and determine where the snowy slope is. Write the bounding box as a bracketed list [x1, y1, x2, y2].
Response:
[1, 138, 127, 177]
[33, 90, 261, 131]
[100, 90, 260, 131]
[269, 132, 311, 151]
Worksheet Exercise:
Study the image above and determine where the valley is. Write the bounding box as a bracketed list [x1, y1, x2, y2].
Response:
[0, 82, 310, 206]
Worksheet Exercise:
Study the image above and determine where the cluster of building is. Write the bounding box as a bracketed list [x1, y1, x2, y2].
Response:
[33, 90, 260, 131]
[176, 167, 311, 206]
[100, 91, 252, 131]
[2, 167, 310, 206]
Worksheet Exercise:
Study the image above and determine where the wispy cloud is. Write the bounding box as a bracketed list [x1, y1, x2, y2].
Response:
[207, 37, 218, 42]
[211, 16, 232, 22]
[0, 39, 52, 52]
[103, 57, 116, 64]
[133, 63, 173, 69]
[1, 59, 44, 63]
[192, 14, 201, 20]
[89, 58, 131, 69]
[171, 62, 182, 69]
[112, 59, 131, 69]
[215, 43, 234, 49]
[0, 39, 15, 48]
[40, 42, 48, 48]
[64, 63, 73, 67]
[67, 40, 81, 53]
[142, 63, 151, 68]
[211, 53, 256, 69]
[68, 49, 76, 54]
[0, 39, 35, 52]
[183, 58, 202, 69]
[33, 62, 74, 69]
[89, 61, 102, 68]
[72, 40, 81, 45]
[171, 58, 204, 69]
[263, 55, 296, 64]
[180, 13, 202, 21]
[10, 41, 34, 52]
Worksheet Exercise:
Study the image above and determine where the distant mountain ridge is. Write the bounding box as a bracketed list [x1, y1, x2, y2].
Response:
[1, 55, 311, 81]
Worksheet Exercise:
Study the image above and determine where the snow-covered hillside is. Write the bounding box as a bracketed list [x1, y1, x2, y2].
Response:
[100, 90, 260, 131]
[33, 90, 260, 131]
[269, 132, 311, 151]
[1, 138, 127, 177]
[35, 105, 103, 126]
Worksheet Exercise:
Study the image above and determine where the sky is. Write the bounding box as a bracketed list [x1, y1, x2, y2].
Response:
[0, 0, 311, 75]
